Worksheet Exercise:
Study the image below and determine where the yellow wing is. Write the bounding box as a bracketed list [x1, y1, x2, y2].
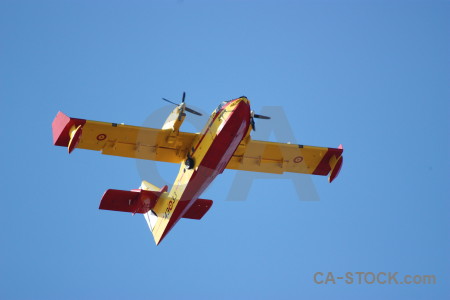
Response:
[226, 138, 344, 182]
[52, 111, 197, 163]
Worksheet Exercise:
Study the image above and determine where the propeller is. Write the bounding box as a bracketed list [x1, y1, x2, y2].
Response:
[250, 111, 270, 131]
[162, 92, 202, 116]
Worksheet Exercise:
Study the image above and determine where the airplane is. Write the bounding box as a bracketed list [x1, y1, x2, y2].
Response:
[52, 94, 343, 245]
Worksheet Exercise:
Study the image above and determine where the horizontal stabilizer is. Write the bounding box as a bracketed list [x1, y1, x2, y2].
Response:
[182, 199, 213, 220]
[99, 188, 163, 214]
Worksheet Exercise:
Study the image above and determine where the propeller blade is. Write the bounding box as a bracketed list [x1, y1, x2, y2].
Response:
[185, 107, 202, 116]
[162, 92, 202, 116]
[250, 117, 256, 131]
[162, 98, 179, 106]
[253, 113, 271, 120]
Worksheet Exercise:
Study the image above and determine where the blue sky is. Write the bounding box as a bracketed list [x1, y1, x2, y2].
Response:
[1, 1, 448, 299]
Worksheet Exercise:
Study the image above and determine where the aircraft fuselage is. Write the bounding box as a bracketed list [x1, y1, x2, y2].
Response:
[151, 97, 251, 244]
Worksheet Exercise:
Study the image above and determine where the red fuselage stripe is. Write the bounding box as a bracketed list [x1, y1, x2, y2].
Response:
[192, 100, 236, 154]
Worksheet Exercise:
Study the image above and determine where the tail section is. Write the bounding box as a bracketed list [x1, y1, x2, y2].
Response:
[99, 180, 213, 245]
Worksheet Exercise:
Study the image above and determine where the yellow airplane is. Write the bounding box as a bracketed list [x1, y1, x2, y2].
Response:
[52, 94, 343, 245]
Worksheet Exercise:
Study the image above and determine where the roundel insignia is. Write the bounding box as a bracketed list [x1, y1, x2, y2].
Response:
[293, 156, 303, 163]
[97, 134, 107, 141]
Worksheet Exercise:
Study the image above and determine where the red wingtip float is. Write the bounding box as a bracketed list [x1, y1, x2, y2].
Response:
[52, 95, 343, 245]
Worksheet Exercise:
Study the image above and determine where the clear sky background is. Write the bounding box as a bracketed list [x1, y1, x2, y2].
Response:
[1, 1, 448, 299]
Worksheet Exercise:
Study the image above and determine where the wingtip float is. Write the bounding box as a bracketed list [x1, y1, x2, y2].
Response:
[52, 95, 344, 245]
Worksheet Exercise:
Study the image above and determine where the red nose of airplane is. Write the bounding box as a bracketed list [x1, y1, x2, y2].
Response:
[237, 96, 250, 105]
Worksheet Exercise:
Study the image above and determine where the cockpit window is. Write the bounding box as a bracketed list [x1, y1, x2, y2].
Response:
[215, 100, 232, 113]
